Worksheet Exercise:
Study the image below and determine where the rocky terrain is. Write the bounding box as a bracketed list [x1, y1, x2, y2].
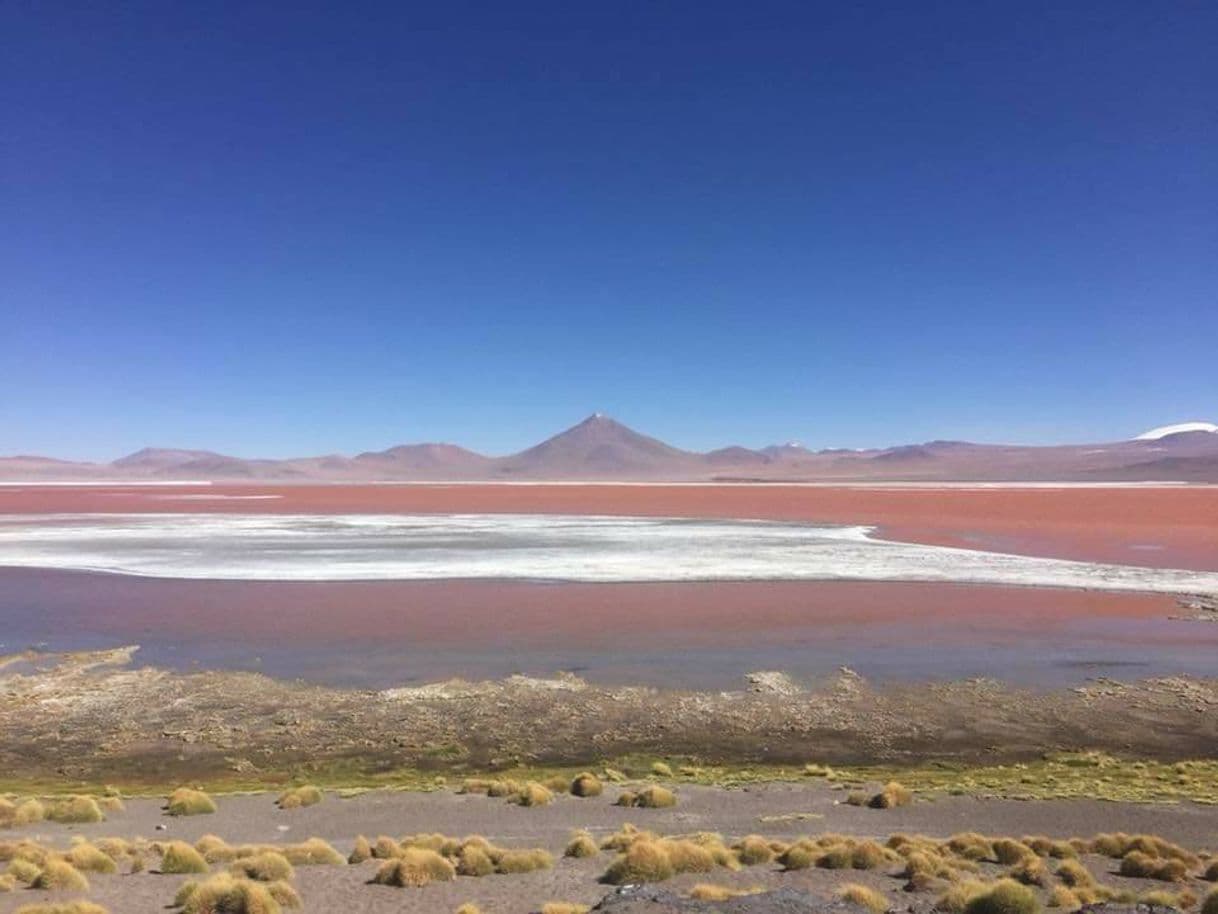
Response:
[3, 648, 1217, 788]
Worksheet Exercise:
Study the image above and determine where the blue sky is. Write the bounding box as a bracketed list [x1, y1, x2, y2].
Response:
[3, 1, 1214, 460]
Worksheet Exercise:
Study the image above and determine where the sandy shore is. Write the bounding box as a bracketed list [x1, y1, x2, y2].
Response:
[4, 569, 1214, 688]
[1, 785, 1216, 914]
[1, 482, 1216, 570]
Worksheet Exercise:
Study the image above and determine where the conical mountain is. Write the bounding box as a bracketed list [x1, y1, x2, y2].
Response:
[494, 413, 697, 477]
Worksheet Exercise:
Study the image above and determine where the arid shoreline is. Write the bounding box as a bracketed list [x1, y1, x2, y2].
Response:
[3, 648, 1216, 792]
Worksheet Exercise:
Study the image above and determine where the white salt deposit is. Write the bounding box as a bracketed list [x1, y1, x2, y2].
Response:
[0, 513, 1215, 594]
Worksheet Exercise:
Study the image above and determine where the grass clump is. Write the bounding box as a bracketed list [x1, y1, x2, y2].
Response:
[539, 904, 589, 914]
[11, 800, 46, 826]
[166, 788, 216, 817]
[194, 835, 234, 864]
[66, 843, 118, 874]
[173, 880, 200, 907]
[818, 844, 854, 870]
[600, 836, 738, 885]
[599, 824, 657, 852]
[735, 835, 774, 866]
[161, 841, 210, 875]
[603, 841, 676, 884]
[455, 906, 484, 914]
[276, 786, 323, 810]
[571, 772, 603, 797]
[778, 841, 818, 871]
[231, 852, 294, 882]
[486, 779, 521, 798]
[493, 848, 553, 874]
[1119, 850, 1188, 882]
[1202, 889, 1218, 914]
[840, 883, 890, 913]
[870, 782, 914, 809]
[688, 884, 761, 901]
[46, 797, 104, 824]
[851, 840, 889, 870]
[635, 786, 676, 808]
[1009, 857, 1050, 887]
[93, 837, 134, 861]
[31, 860, 89, 892]
[1048, 887, 1080, 910]
[372, 848, 456, 887]
[564, 832, 599, 859]
[280, 838, 344, 866]
[663, 840, 716, 875]
[513, 782, 554, 807]
[348, 836, 372, 865]
[8, 858, 42, 884]
[372, 836, 401, 859]
[963, 879, 1041, 914]
[651, 761, 674, 778]
[13, 904, 110, 914]
[181, 874, 285, 914]
[264, 881, 302, 908]
[936, 880, 991, 913]
[456, 846, 495, 877]
[1054, 859, 1095, 888]
[948, 833, 995, 862]
[1023, 837, 1075, 859]
[993, 839, 1035, 865]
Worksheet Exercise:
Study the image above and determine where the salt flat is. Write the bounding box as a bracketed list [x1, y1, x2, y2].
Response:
[2, 512, 1218, 593]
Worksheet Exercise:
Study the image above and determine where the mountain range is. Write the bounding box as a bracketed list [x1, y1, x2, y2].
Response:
[4, 414, 1218, 482]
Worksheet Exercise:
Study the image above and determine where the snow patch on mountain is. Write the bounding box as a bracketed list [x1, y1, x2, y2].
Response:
[1135, 421, 1218, 440]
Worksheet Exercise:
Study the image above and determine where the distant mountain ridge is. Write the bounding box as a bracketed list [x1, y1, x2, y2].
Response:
[4, 414, 1218, 482]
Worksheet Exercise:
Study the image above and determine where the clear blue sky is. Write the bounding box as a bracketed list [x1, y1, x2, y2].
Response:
[3, 1, 1214, 460]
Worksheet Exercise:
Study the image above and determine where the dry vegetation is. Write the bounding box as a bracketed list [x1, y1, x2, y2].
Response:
[839, 882, 890, 913]
[3, 788, 1218, 914]
[276, 785, 323, 809]
[32, 859, 90, 891]
[564, 831, 600, 859]
[46, 796, 104, 825]
[160, 841, 210, 874]
[352, 833, 556, 888]
[165, 787, 216, 817]
[688, 883, 762, 901]
[372, 848, 456, 887]
[570, 772, 603, 797]
[177, 872, 299, 913]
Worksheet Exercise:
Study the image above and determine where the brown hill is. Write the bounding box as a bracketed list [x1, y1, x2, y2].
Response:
[3, 415, 1217, 482]
[354, 443, 492, 477]
[492, 414, 699, 478]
